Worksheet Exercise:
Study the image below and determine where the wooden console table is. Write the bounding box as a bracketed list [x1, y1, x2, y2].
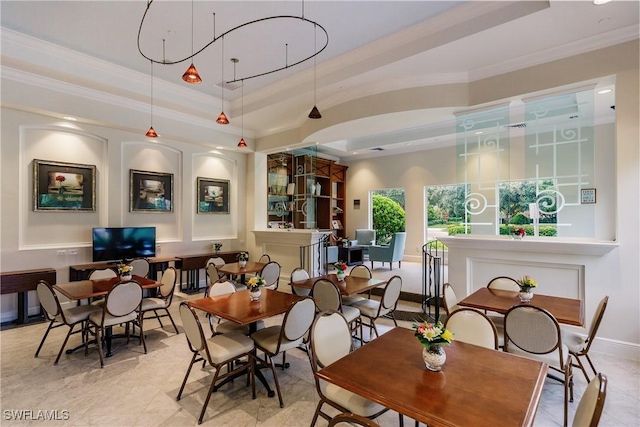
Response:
[69, 257, 179, 281]
[177, 251, 242, 293]
[1, 267, 56, 324]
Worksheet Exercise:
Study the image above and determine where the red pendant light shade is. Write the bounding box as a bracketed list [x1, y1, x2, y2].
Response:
[145, 127, 158, 138]
[216, 111, 229, 125]
[237, 137, 247, 148]
[182, 63, 202, 84]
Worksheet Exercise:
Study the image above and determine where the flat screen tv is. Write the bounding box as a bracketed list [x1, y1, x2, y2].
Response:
[92, 227, 156, 262]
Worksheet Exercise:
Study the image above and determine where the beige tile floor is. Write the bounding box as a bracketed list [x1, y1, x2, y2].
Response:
[1, 268, 638, 427]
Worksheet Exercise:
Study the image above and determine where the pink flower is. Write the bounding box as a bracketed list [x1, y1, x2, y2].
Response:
[55, 175, 66, 182]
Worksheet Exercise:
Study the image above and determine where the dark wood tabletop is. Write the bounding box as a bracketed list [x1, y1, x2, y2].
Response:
[458, 287, 584, 326]
[54, 275, 160, 300]
[216, 261, 265, 277]
[317, 327, 548, 427]
[188, 288, 304, 326]
[290, 274, 386, 296]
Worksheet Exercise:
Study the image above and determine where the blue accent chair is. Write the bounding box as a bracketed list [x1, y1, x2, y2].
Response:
[368, 232, 406, 270]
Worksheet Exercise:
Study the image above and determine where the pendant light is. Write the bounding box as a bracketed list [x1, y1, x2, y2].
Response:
[238, 76, 247, 148]
[145, 60, 158, 137]
[182, 0, 202, 84]
[216, 35, 229, 124]
[308, 23, 321, 119]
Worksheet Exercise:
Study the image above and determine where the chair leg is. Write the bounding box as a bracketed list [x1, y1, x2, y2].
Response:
[177, 353, 198, 400]
[370, 318, 380, 338]
[310, 400, 325, 427]
[266, 354, 284, 408]
[95, 326, 105, 368]
[54, 324, 75, 365]
[164, 309, 179, 334]
[138, 316, 147, 354]
[154, 309, 165, 328]
[584, 353, 598, 377]
[34, 319, 55, 357]
[572, 353, 591, 383]
[198, 365, 222, 424]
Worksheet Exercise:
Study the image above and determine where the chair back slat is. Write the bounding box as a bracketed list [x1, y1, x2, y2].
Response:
[310, 311, 352, 369]
[312, 279, 341, 312]
[283, 298, 315, 341]
[260, 261, 281, 289]
[89, 268, 117, 280]
[179, 303, 205, 352]
[349, 265, 371, 279]
[105, 281, 142, 317]
[36, 281, 60, 317]
[487, 276, 520, 292]
[444, 308, 499, 350]
[382, 275, 402, 310]
[505, 305, 560, 354]
[443, 283, 460, 314]
[159, 267, 176, 297]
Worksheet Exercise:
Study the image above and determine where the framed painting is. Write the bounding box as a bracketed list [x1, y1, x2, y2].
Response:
[33, 159, 96, 211]
[130, 169, 173, 212]
[197, 177, 230, 214]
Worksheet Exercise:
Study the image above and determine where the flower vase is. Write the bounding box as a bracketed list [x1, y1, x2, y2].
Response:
[249, 288, 262, 301]
[422, 345, 446, 371]
[239, 260, 247, 268]
[120, 274, 132, 281]
[336, 270, 346, 281]
[519, 290, 534, 303]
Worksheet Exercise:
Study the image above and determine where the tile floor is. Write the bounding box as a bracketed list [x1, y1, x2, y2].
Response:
[1, 275, 638, 426]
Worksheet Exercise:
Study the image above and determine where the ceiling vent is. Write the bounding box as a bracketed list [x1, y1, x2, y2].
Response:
[214, 80, 243, 91]
[370, 147, 385, 151]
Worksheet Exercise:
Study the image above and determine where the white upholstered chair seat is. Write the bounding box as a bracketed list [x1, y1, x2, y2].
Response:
[139, 297, 168, 311]
[340, 305, 361, 324]
[216, 320, 265, 335]
[321, 381, 386, 417]
[57, 305, 101, 324]
[561, 330, 587, 353]
[351, 299, 391, 318]
[201, 332, 254, 365]
[251, 326, 303, 354]
[341, 295, 366, 306]
[507, 343, 570, 370]
[89, 310, 138, 327]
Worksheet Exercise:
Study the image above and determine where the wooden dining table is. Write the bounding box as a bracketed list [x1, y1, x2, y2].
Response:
[317, 327, 549, 427]
[188, 288, 305, 398]
[290, 273, 387, 296]
[458, 287, 584, 326]
[216, 261, 265, 285]
[54, 275, 161, 356]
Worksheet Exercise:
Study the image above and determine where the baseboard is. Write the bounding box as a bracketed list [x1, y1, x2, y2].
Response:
[590, 336, 640, 361]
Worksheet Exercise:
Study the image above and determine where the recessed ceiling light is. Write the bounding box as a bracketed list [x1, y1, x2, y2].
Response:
[216, 146, 224, 149]
[475, 131, 483, 135]
[593, 0, 612, 5]
[597, 89, 612, 95]
[63, 116, 77, 121]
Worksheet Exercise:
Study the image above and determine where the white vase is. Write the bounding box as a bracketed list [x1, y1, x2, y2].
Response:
[120, 274, 132, 281]
[249, 288, 262, 301]
[309, 183, 316, 194]
[336, 270, 346, 281]
[239, 260, 247, 268]
[519, 290, 534, 303]
[315, 182, 322, 195]
[422, 345, 446, 371]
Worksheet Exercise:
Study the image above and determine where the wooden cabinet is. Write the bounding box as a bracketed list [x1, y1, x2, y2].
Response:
[267, 153, 294, 227]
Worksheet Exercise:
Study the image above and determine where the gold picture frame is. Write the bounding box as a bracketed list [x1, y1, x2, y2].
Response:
[33, 159, 96, 212]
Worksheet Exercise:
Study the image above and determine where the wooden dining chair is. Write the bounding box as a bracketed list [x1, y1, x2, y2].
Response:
[85, 280, 145, 368]
[177, 302, 256, 425]
[139, 266, 179, 334]
[258, 253, 271, 263]
[251, 297, 315, 407]
[259, 261, 281, 290]
[89, 268, 117, 280]
[129, 258, 150, 278]
[572, 372, 607, 427]
[504, 305, 574, 426]
[352, 275, 402, 341]
[309, 310, 388, 427]
[312, 279, 362, 343]
[290, 267, 311, 296]
[443, 283, 460, 315]
[342, 264, 372, 306]
[34, 280, 101, 365]
[486, 276, 520, 291]
[444, 308, 499, 350]
[204, 280, 265, 335]
[562, 296, 609, 382]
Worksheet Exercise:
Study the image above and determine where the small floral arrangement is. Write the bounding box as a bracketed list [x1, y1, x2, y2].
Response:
[413, 320, 454, 349]
[247, 276, 265, 292]
[237, 251, 249, 262]
[117, 263, 133, 276]
[334, 261, 348, 273]
[512, 227, 526, 237]
[211, 241, 223, 252]
[284, 222, 294, 230]
[517, 275, 538, 292]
